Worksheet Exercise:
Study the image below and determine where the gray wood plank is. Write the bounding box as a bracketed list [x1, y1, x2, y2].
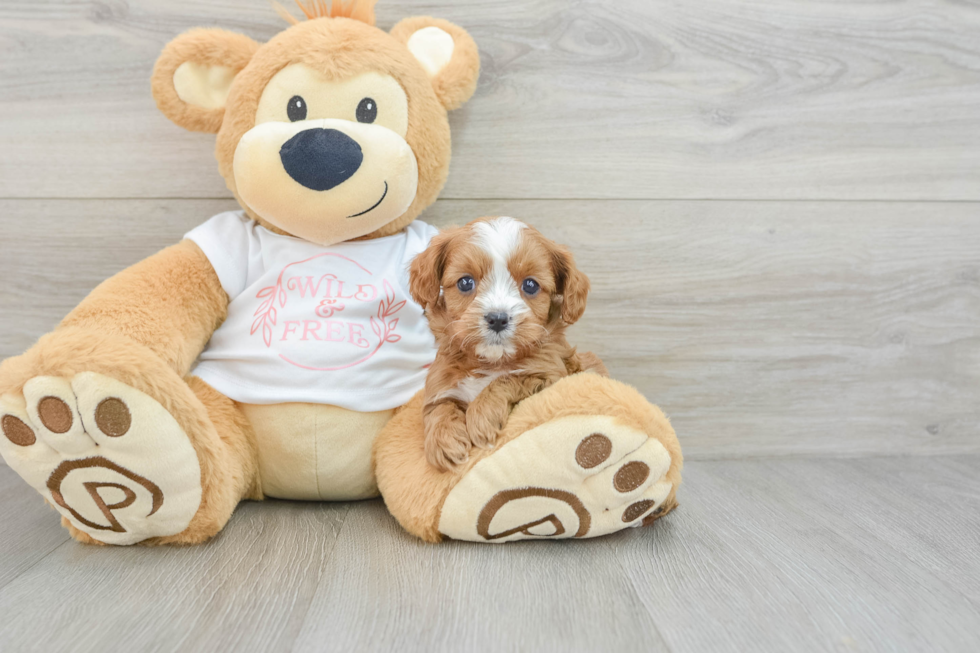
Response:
[0, 198, 240, 354]
[1, 198, 977, 459]
[291, 501, 670, 653]
[0, 464, 70, 588]
[619, 455, 980, 653]
[2, 1, 980, 200]
[1, 456, 975, 652]
[0, 488, 350, 653]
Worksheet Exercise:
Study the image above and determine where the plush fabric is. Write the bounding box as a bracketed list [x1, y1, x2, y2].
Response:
[375, 373, 682, 543]
[152, 29, 260, 134]
[0, 327, 260, 546]
[207, 17, 468, 243]
[0, 4, 682, 546]
[242, 402, 393, 501]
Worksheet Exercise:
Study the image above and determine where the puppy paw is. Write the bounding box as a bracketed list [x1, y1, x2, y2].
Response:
[465, 409, 503, 450]
[465, 394, 509, 450]
[424, 416, 471, 472]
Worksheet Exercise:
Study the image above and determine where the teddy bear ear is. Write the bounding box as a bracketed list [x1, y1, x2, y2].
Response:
[390, 17, 480, 111]
[152, 29, 260, 134]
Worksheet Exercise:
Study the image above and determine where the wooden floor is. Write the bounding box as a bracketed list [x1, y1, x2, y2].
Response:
[1, 455, 978, 653]
[1, 1, 978, 651]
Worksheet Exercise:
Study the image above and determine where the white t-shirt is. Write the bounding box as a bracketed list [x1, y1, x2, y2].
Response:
[185, 211, 439, 411]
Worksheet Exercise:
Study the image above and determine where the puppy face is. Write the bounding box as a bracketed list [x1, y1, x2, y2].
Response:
[410, 217, 590, 364]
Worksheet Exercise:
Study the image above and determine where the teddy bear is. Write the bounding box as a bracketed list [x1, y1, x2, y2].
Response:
[0, 0, 682, 545]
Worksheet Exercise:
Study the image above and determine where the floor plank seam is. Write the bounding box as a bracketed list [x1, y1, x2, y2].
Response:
[607, 539, 677, 653]
[0, 537, 72, 593]
[286, 503, 354, 653]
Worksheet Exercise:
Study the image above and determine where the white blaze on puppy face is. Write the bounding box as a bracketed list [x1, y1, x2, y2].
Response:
[472, 217, 528, 317]
[471, 217, 529, 361]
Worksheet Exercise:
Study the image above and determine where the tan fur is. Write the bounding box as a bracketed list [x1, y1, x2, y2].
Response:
[152, 14, 479, 242]
[0, 329, 260, 546]
[389, 17, 481, 111]
[375, 373, 683, 543]
[60, 240, 228, 376]
[1, 240, 240, 545]
[280, 0, 378, 25]
[152, 29, 260, 134]
[411, 218, 596, 470]
[421, 400, 471, 471]
[549, 242, 591, 324]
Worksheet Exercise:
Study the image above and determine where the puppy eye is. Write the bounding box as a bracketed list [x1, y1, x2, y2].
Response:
[522, 278, 540, 296]
[287, 96, 307, 122]
[456, 276, 476, 293]
[356, 98, 377, 124]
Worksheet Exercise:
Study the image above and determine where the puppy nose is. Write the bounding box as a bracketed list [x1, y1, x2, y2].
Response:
[279, 128, 363, 191]
[484, 312, 510, 333]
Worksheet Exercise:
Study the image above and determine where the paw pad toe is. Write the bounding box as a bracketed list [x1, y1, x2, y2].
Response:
[575, 433, 612, 468]
[95, 398, 131, 437]
[623, 500, 655, 522]
[38, 396, 73, 433]
[2, 415, 35, 447]
[613, 461, 650, 493]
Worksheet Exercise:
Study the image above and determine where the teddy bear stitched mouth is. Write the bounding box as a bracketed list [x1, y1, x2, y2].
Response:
[348, 181, 388, 218]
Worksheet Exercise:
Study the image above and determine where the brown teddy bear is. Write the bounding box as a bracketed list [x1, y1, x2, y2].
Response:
[0, 0, 682, 545]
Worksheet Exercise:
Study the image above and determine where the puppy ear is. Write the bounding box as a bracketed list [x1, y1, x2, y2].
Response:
[551, 245, 591, 324]
[390, 17, 480, 111]
[410, 229, 456, 309]
[152, 29, 260, 134]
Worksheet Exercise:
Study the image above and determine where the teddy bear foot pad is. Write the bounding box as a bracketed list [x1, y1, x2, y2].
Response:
[439, 415, 673, 542]
[0, 372, 202, 545]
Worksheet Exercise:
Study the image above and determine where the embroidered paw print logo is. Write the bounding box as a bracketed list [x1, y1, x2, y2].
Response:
[48, 456, 164, 534]
[0, 373, 202, 545]
[477, 488, 590, 540]
[440, 417, 675, 543]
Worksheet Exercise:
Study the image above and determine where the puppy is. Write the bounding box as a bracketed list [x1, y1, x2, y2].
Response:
[409, 216, 607, 471]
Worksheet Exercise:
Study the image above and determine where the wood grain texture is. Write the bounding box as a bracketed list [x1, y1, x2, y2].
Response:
[618, 454, 980, 653]
[0, 457, 976, 653]
[1, 198, 977, 459]
[2, 0, 980, 200]
[0, 463, 70, 588]
[0, 462, 350, 652]
[290, 500, 671, 653]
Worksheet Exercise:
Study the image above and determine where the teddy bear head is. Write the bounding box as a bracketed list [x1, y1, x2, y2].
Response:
[152, 0, 479, 246]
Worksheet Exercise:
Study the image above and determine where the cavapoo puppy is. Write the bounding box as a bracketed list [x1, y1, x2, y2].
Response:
[409, 216, 607, 471]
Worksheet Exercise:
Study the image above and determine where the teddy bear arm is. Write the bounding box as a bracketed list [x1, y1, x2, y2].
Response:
[58, 239, 228, 376]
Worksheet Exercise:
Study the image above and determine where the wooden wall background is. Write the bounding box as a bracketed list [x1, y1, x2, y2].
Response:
[2, 0, 976, 460]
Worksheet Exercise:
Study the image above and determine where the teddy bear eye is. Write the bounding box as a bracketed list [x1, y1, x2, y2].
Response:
[356, 97, 377, 124]
[522, 278, 540, 296]
[287, 96, 307, 122]
[456, 276, 475, 293]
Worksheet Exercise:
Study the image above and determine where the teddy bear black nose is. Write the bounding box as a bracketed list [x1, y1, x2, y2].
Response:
[279, 128, 363, 192]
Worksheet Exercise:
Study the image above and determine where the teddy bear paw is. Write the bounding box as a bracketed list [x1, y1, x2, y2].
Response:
[438, 415, 673, 542]
[0, 372, 201, 545]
